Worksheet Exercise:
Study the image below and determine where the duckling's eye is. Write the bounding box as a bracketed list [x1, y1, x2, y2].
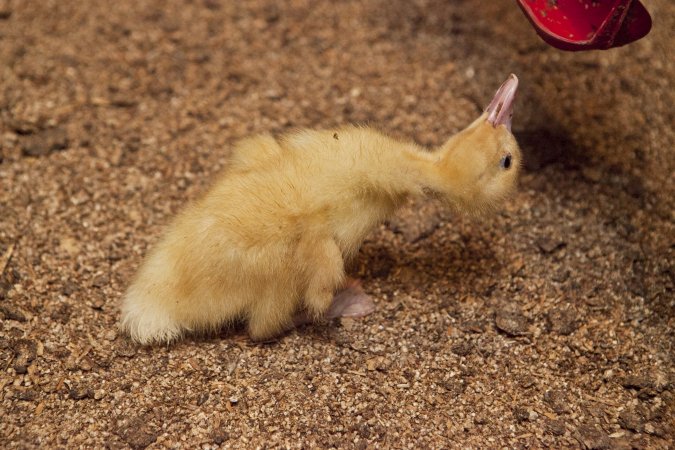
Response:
[500, 154, 512, 170]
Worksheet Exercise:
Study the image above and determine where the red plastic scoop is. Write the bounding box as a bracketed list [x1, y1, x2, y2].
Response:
[516, 0, 652, 51]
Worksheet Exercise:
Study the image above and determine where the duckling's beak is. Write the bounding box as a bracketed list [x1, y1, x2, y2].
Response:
[486, 74, 518, 132]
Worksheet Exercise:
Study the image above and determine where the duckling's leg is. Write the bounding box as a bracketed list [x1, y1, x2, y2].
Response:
[302, 239, 346, 318]
[248, 286, 298, 341]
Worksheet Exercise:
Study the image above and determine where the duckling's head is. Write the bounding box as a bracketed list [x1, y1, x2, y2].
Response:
[436, 74, 522, 216]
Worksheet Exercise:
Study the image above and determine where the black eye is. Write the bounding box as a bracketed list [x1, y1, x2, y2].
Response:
[500, 154, 512, 170]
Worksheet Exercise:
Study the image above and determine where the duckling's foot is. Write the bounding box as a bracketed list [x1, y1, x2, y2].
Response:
[325, 278, 375, 319]
[294, 278, 375, 327]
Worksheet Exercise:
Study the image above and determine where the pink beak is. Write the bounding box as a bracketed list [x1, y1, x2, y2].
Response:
[485, 74, 519, 132]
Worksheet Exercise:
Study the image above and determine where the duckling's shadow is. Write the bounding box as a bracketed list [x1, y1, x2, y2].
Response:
[514, 126, 585, 172]
[355, 228, 500, 300]
[514, 108, 649, 234]
[176, 309, 345, 346]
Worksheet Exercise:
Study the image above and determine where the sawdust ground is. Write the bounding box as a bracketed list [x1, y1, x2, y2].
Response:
[1, 0, 673, 448]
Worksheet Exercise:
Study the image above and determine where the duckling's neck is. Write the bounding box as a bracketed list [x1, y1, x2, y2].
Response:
[327, 141, 431, 257]
[370, 138, 474, 218]
[378, 143, 459, 200]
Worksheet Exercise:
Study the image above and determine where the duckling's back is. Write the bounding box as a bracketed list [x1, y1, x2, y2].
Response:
[120, 126, 408, 343]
